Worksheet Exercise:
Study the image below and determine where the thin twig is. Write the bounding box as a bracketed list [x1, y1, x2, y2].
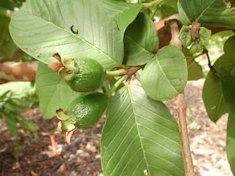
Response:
[205, 50, 220, 78]
[168, 19, 195, 176]
[206, 52, 213, 69]
[205, 50, 216, 72]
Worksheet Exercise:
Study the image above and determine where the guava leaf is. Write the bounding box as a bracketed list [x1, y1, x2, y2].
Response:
[0, 0, 14, 10]
[124, 12, 158, 66]
[182, 48, 204, 80]
[158, 0, 178, 17]
[0, 14, 10, 42]
[10, 0, 142, 69]
[230, 0, 235, 7]
[192, 35, 235, 175]
[199, 27, 212, 46]
[203, 35, 235, 122]
[178, 0, 235, 29]
[187, 57, 204, 80]
[36, 63, 81, 118]
[180, 25, 192, 48]
[226, 109, 235, 176]
[0, 14, 16, 59]
[141, 45, 187, 101]
[219, 72, 235, 106]
[101, 83, 184, 176]
[202, 72, 228, 122]
[216, 35, 235, 104]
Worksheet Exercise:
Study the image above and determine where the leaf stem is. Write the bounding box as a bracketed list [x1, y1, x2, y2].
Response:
[168, 19, 195, 176]
[204, 50, 220, 78]
[106, 69, 127, 77]
[205, 50, 216, 72]
[142, 0, 163, 9]
[108, 75, 128, 96]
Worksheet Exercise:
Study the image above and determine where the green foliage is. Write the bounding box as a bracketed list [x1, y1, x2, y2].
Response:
[203, 35, 235, 122]
[124, 12, 158, 66]
[183, 48, 204, 80]
[157, 0, 178, 17]
[0, 82, 38, 138]
[220, 71, 235, 105]
[0, 0, 25, 10]
[60, 58, 106, 92]
[59, 93, 108, 130]
[227, 110, 235, 175]
[178, 0, 235, 28]
[9, 0, 142, 69]
[0, 0, 14, 10]
[141, 45, 187, 101]
[101, 84, 184, 176]
[0, 81, 37, 108]
[203, 71, 228, 122]
[0, 13, 17, 59]
[187, 58, 204, 80]
[7, 0, 235, 175]
[230, 0, 235, 6]
[0, 14, 10, 42]
[36, 63, 82, 118]
[203, 35, 235, 175]
[180, 25, 211, 55]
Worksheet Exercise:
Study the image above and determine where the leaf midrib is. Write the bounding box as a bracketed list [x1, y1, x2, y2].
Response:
[18, 9, 119, 65]
[155, 58, 178, 94]
[127, 85, 183, 175]
[125, 35, 155, 56]
[127, 85, 150, 175]
[195, 0, 216, 22]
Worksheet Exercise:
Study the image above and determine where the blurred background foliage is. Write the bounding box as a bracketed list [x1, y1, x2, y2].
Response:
[0, 0, 38, 139]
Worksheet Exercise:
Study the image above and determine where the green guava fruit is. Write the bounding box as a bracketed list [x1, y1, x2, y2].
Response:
[59, 58, 105, 92]
[57, 93, 108, 130]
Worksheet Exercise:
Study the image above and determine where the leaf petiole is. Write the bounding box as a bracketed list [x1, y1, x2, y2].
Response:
[108, 75, 128, 96]
[106, 69, 127, 77]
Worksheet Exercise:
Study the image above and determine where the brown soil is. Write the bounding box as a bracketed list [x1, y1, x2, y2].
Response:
[0, 110, 103, 176]
[0, 80, 233, 176]
[185, 80, 232, 176]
